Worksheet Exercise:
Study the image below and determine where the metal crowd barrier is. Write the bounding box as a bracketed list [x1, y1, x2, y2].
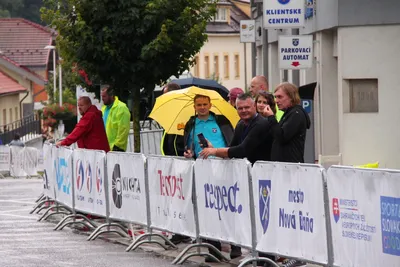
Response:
[32, 143, 400, 267]
[0, 145, 40, 178]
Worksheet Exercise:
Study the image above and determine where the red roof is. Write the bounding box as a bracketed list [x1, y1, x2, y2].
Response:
[0, 18, 54, 67]
[0, 70, 27, 95]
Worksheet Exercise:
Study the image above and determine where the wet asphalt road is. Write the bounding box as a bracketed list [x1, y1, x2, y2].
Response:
[0, 178, 196, 267]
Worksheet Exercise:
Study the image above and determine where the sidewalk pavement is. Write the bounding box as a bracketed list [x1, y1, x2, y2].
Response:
[44, 215, 322, 267]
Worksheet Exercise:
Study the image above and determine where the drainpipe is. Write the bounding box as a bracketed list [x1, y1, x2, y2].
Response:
[19, 89, 29, 120]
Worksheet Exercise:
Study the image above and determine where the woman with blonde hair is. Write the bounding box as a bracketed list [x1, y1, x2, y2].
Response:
[262, 82, 311, 163]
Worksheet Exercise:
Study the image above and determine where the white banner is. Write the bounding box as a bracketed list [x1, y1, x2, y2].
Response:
[74, 149, 107, 217]
[10, 146, 26, 177]
[252, 162, 328, 263]
[54, 146, 73, 207]
[24, 147, 39, 176]
[107, 152, 147, 225]
[147, 156, 195, 237]
[43, 144, 56, 199]
[327, 167, 400, 267]
[0, 145, 10, 172]
[195, 159, 252, 247]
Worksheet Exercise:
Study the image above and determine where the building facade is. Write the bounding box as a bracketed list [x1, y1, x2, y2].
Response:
[189, 0, 253, 91]
[253, 0, 400, 168]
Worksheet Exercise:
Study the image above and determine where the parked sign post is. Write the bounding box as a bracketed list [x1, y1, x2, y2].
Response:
[240, 20, 256, 89]
[263, 0, 305, 29]
[279, 35, 313, 69]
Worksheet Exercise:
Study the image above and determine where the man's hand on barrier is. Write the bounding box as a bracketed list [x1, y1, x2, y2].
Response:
[55, 141, 62, 147]
[200, 148, 217, 159]
[184, 149, 194, 159]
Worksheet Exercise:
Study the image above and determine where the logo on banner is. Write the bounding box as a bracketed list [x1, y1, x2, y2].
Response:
[277, 0, 290, 4]
[112, 164, 123, 209]
[292, 38, 299, 46]
[204, 182, 242, 220]
[259, 180, 271, 233]
[76, 159, 85, 191]
[55, 157, 70, 194]
[86, 161, 92, 193]
[332, 198, 340, 223]
[95, 163, 102, 194]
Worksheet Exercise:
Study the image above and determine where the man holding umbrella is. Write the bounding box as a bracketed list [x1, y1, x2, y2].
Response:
[183, 94, 234, 159]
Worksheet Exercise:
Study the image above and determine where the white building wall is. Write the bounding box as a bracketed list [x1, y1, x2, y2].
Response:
[337, 25, 400, 168]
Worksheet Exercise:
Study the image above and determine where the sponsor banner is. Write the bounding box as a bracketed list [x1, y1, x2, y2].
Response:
[24, 147, 39, 176]
[195, 159, 252, 247]
[10, 146, 26, 177]
[147, 156, 195, 237]
[252, 162, 328, 263]
[54, 146, 73, 207]
[0, 145, 10, 172]
[107, 152, 147, 225]
[43, 144, 55, 199]
[74, 149, 107, 217]
[327, 167, 400, 267]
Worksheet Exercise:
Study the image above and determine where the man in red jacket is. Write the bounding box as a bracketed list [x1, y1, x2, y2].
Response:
[56, 96, 110, 152]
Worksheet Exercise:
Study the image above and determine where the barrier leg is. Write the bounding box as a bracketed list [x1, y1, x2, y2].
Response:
[58, 220, 96, 231]
[54, 214, 97, 230]
[237, 257, 280, 267]
[126, 233, 178, 252]
[35, 193, 45, 203]
[172, 242, 229, 264]
[30, 198, 52, 214]
[38, 206, 71, 222]
[87, 222, 130, 241]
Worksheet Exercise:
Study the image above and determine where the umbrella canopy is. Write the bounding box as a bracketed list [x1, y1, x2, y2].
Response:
[149, 86, 240, 135]
[299, 82, 317, 100]
[170, 77, 230, 100]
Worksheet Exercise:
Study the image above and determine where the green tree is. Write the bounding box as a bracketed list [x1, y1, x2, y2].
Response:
[0, 0, 24, 17]
[41, 0, 216, 152]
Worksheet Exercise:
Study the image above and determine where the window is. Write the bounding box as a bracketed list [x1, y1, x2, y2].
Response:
[349, 79, 379, 113]
[223, 55, 229, 79]
[213, 54, 219, 79]
[2, 109, 6, 125]
[9, 108, 12, 123]
[234, 54, 240, 79]
[214, 8, 227, 22]
[15, 107, 18, 121]
[204, 55, 210, 78]
[194, 56, 200, 77]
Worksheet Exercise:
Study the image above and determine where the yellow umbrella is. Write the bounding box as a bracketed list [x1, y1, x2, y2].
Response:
[149, 86, 240, 135]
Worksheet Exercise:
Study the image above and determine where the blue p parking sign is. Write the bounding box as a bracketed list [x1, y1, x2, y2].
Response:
[302, 100, 312, 113]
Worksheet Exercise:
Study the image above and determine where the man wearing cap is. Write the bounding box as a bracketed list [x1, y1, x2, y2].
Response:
[228, 87, 244, 108]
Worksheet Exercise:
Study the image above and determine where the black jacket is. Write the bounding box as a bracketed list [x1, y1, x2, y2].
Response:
[184, 112, 234, 155]
[228, 114, 272, 164]
[268, 105, 311, 163]
[161, 133, 185, 156]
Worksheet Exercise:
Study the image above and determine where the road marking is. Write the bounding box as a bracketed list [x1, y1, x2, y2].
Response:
[0, 200, 34, 204]
[0, 208, 32, 213]
[0, 213, 36, 219]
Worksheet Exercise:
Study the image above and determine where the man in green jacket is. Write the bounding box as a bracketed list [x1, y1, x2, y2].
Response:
[101, 85, 131, 151]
